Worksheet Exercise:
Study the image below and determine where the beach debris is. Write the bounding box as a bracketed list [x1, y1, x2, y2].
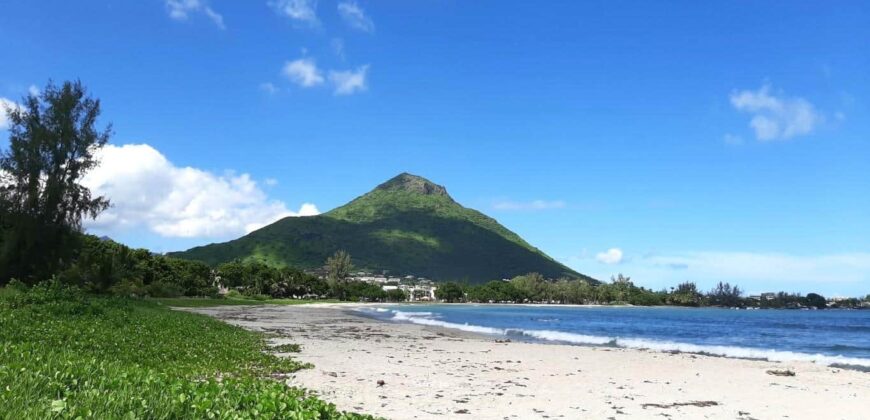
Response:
[766, 369, 796, 377]
[495, 339, 511, 343]
[641, 401, 719, 409]
[454, 409, 470, 414]
[377, 379, 386, 387]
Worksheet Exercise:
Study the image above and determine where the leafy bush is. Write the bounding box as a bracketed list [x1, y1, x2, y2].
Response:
[6, 278, 28, 292]
[108, 278, 146, 297]
[0, 284, 373, 419]
[143, 281, 185, 298]
[272, 343, 302, 353]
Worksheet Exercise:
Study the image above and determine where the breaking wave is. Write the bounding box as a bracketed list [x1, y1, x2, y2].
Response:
[367, 308, 870, 369]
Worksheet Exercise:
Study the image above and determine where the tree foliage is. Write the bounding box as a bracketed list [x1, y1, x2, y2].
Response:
[708, 281, 743, 307]
[0, 81, 110, 283]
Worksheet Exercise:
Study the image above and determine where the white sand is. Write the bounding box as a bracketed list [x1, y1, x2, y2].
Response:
[183, 304, 870, 420]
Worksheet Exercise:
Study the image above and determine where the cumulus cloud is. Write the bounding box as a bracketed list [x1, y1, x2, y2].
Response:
[595, 248, 624, 265]
[338, 1, 374, 32]
[283, 58, 325, 87]
[729, 84, 823, 141]
[165, 0, 225, 29]
[329, 65, 369, 95]
[81, 144, 318, 239]
[270, 0, 319, 26]
[0, 98, 22, 130]
[492, 199, 566, 211]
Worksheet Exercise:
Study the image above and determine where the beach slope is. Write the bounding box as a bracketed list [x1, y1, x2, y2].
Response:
[182, 304, 869, 420]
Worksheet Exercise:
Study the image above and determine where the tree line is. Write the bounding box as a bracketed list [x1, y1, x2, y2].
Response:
[436, 273, 866, 309]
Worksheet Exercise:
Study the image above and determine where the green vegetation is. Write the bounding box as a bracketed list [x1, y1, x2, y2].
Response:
[153, 297, 340, 307]
[438, 273, 868, 309]
[172, 173, 593, 283]
[0, 281, 372, 419]
[0, 83, 379, 418]
[272, 343, 302, 353]
[1, 81, 110, 283]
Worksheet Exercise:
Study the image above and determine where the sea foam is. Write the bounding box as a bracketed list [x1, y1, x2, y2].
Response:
[376, 308, 870, 368]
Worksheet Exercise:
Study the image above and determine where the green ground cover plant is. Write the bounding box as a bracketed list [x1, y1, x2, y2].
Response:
[153, 297, 341, 308]
[0, 281, 373, 419]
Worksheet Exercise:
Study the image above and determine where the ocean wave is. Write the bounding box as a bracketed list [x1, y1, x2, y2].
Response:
[383, 311, 870, 368]
[390, 311, 505, 334]
[615, 338, 870, 368]
[507, 328, 614, 346]
[392, 310, 435, 320]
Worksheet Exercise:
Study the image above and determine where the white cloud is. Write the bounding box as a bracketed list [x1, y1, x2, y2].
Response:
[259, 82, 279, 95]
[729, 84, 823, 141]
[165, 0, 225, 29]
[27, 85, 40, 96]
[723, 133, 743, 146]
[332, 38, 346, 60]
[492, 199, 566, 211]
[81, 144, 319, 239]
[338, 1, 374, 32]
[595, 248, 624, 265]
[270, 0, 319, 26]
[329, 65, 369, 95]
[283, 58, 325, 87]
[0, 98, 22, 130]
[264, 177, 279, 186]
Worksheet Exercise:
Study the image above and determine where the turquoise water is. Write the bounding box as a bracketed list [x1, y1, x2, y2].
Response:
[359, 305, 870, 369]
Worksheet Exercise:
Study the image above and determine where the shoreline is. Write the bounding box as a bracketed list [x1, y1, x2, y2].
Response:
[351, 303, 870, 371]
[182, 303, 870, 419]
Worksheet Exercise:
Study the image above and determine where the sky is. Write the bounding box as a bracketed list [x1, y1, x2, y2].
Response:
[1, 1, 868, 296]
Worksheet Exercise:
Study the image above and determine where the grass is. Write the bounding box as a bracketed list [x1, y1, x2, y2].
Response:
[153, 297, 341, 308]
[0, 282, 373, 419]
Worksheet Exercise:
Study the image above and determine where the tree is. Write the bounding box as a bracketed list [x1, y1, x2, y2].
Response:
[435, 281, 464, 302]
[325, 250, 353, 298]
[385, 288, 408, 302]
[610, 273, 633, 303]
[0, 81, 110, 283]
[510, 272, 546, 302]
[708, 282, 743, 307]
[804, 293, 826, 309]
[326, 250, 353, 283]
[669, 281, 701, 306]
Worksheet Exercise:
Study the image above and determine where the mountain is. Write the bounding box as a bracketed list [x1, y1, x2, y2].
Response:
[170, 173, 595, 283]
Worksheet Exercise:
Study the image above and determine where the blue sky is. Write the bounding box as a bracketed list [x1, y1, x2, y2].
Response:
[1, 1, 868, 296]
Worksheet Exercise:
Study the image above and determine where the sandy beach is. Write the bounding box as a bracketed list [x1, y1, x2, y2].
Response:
[183, 304, 870, 420]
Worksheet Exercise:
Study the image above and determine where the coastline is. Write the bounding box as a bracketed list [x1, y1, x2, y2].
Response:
[182, 303, 870, 420]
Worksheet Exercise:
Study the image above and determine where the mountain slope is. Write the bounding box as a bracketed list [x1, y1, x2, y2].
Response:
[171, 173, 595, 283]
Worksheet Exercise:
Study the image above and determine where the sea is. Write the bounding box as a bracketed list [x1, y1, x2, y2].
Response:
[358, 304, 870, 369]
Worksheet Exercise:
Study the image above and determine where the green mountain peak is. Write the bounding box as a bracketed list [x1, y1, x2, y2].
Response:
[171, 173, 596, 283]
[374, 172, 450, 197]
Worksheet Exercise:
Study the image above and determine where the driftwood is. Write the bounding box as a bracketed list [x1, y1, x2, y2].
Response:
[766, 369, 796, 377]
[642, 400, 719, 409]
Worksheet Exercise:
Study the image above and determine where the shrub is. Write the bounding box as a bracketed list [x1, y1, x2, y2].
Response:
[109, 278, 147, 297]
[144, 281, 186, 298]
[6, 278, 28, 292]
